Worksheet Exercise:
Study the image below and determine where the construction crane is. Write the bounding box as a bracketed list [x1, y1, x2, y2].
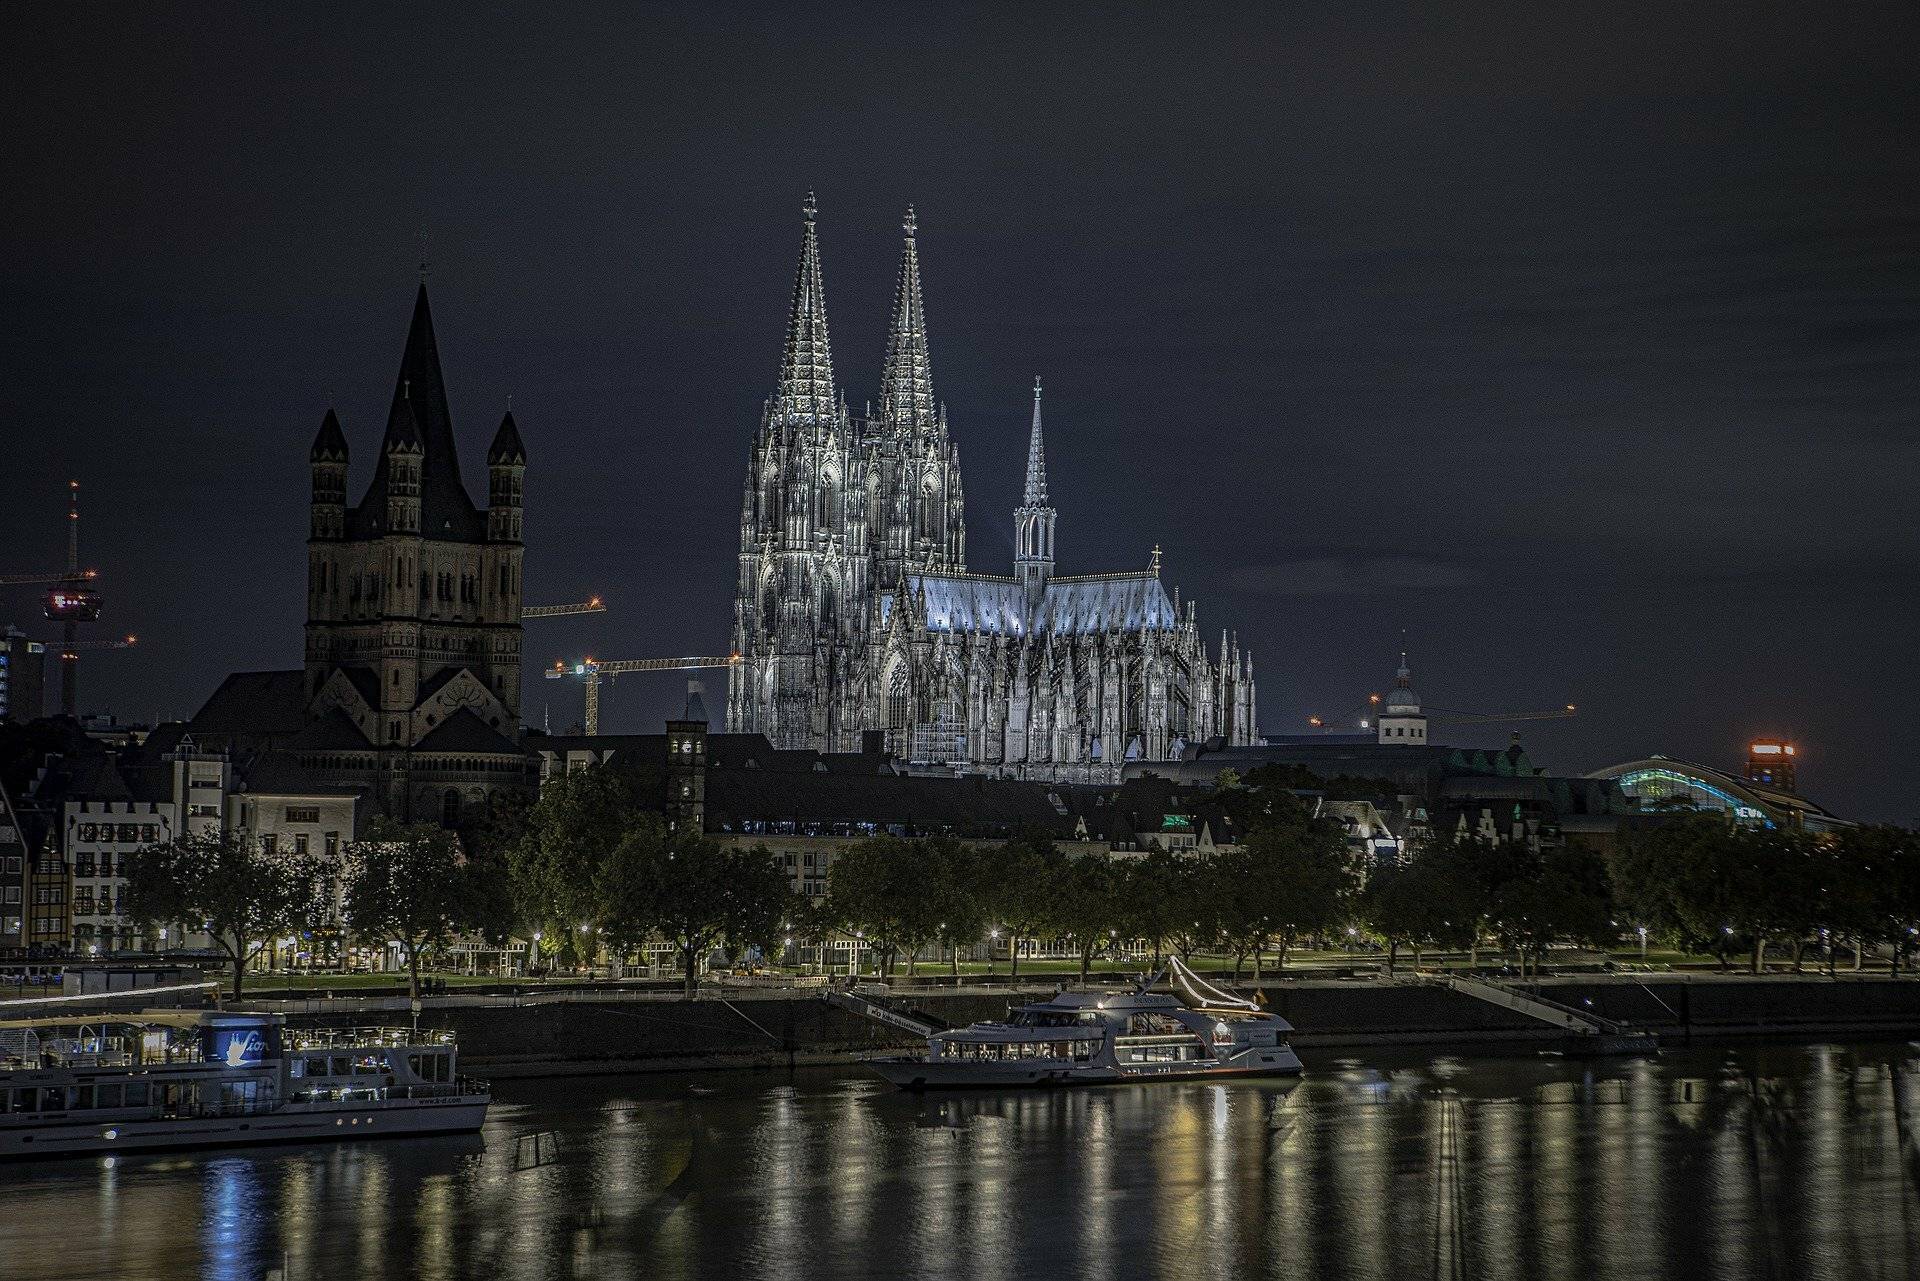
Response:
[0, 483, 121, 717]
[0, 568, 97, 587]
[523, 596, 607, 620]
[546, 654, 740, 735]
[1427, 704, 1577, 726]
[1308, 699, 1577, 731]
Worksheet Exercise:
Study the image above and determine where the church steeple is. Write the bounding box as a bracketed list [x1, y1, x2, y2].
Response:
[1015, 377, 1056, 606]
[1023, 376, 1048, 504]
[348, 278, 487, 541]
[878, 205, 935, 437]
[770, 192, 838, 431]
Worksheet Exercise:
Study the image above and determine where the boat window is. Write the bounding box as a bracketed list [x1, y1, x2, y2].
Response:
[124, 1082, 149, 1107]
[351, 1053, 387, 1075]
[13, 1088, 35, 1112]
[329, 1056, 353, 1076]
[96, 1084, 123, 1109]
[302, 1057, 330, 1078]
[75, 1085, 95, 1109]
[1126, 1013, 1185, 1036]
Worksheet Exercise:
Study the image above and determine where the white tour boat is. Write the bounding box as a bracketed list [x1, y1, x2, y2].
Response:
[870, 961, 1303, 1090]
[0, 1009, 488, 1158]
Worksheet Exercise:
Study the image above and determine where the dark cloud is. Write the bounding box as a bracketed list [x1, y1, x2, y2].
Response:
[1233, 556, 1485, 598]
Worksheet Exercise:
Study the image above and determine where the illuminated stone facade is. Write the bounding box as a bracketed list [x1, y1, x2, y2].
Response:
[727, 201, 1257, 779]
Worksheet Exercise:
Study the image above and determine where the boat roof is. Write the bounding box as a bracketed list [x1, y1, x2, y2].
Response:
[1016, 990, 1182, 1012]
[0, 1009, 283, 1033]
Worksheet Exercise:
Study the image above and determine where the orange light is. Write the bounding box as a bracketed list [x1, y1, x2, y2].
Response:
[1565, 704, 1576, 712]
[588, 596, 601, 607]
[124, 635, 137, 645]
[1307, 715, 1324, 727]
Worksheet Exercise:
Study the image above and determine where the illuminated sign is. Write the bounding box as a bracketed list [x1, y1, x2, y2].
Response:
[209, 1027, 267, 1068]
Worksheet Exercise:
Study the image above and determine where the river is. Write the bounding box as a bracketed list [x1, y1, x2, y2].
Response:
[5, 1042, 1919, 1280]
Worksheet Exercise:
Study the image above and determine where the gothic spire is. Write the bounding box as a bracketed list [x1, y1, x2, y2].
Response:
[878, 205, 935, 435]
[771, 191, 838, 429]
[1023, 376, 1048, 503]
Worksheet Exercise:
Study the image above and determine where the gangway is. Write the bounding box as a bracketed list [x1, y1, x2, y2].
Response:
[1442, 975, 1658, 1055]
[823, 988, 943, 1038]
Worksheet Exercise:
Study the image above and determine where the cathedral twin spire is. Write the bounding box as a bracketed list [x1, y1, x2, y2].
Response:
[771, 192, 840, 430]
[772, 195, 948, 444]
[878, 206, 937, 437]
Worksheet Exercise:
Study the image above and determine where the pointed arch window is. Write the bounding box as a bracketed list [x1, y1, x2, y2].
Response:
[887, 667, 911, 733]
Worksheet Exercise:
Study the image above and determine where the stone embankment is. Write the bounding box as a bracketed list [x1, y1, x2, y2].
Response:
[252, 973, 1920, 1078]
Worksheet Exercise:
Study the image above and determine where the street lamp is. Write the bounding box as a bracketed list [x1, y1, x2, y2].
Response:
[1637, 925, 1648, 963]
[988, 927, 1000, 977]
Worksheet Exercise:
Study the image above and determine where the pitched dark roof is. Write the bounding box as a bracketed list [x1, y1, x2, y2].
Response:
[237, 751, 361, 798]
[63, 753, 134, 802]
[346, 282, 487, 543]
[310, 408, 349, 462]
[487, 410, 525, 466]
[189, 671, 309, 741]
[283, 707, 373, 752]
[414, 708, 520, 754]
[704, 770, 1077, 837]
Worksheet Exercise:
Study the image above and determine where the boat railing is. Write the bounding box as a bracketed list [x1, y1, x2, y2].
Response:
[286, 1027, 458, 1051]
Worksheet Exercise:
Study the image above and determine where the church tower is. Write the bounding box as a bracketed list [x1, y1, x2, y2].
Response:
[300, 276, 526, 818]
[869, 206, 965, 590]
[1014, 377, 1055, 607]
[727, 194, 862, 748]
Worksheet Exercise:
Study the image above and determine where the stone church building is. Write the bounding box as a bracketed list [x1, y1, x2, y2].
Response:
[726, 199, 1258, 780]
[192, 278, 529, 824]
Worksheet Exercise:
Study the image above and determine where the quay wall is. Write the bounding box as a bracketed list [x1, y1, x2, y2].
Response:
[263, 976, 1920, 1078]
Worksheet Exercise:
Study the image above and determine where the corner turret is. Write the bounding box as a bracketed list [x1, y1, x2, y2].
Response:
[487, 409, 525, 543]
[309, 409, 349, 540]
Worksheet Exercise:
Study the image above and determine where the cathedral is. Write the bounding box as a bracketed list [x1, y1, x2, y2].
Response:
[725, 198, 1258, 781]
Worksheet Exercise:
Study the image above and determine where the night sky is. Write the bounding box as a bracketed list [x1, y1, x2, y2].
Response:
[4, 5, 1915, 822]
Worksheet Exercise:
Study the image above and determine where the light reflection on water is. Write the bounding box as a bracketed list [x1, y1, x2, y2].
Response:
[6, 1043, 1920, 1280]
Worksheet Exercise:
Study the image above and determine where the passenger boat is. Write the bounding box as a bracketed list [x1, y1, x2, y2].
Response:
[0, 1010, 488, 1158]
[870, 961, 1302, 1090]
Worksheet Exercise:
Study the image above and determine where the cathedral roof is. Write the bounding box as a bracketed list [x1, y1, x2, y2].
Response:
[887, 571, 1178, 636]
[769, 193, 839, 430]
[347, 281, 488, 542]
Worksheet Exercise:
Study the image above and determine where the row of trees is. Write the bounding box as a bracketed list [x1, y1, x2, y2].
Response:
[1612, 815, 1920, 973]
[827, 791, 1360, 982]
[120, 760, 1920, 1001]
[123, 819, 508, 1000]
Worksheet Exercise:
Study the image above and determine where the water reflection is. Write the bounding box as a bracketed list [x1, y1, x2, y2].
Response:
[8, 1045, 1920, 1278]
